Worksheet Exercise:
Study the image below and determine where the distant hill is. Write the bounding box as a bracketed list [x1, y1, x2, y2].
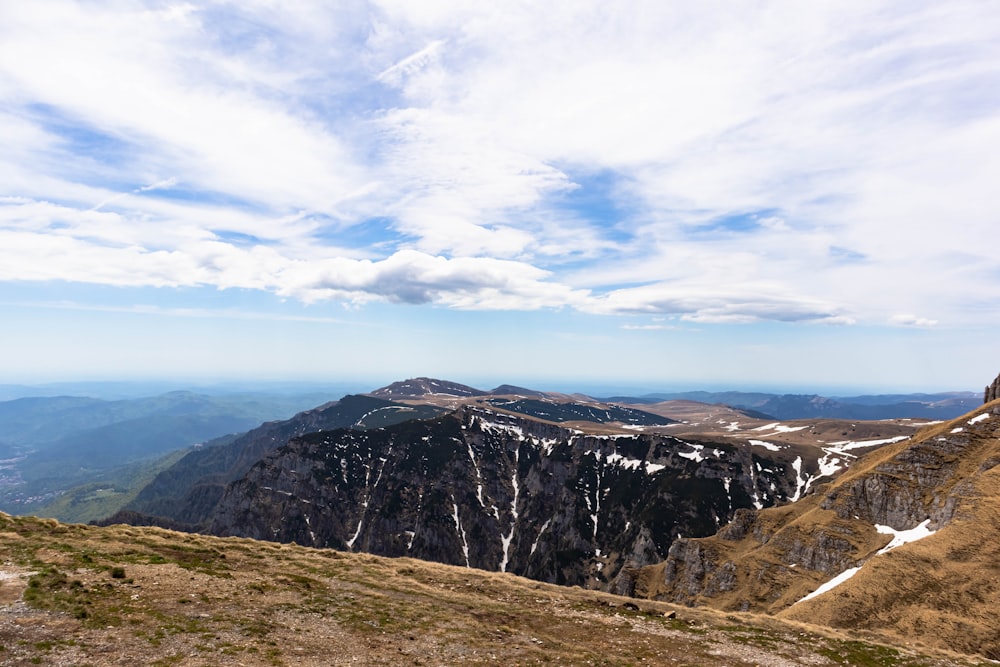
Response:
[615, 390, 979, 420]
[484, 397, 677, 426]
[488, 384, 550, 397]
[0, 389, 343, 518]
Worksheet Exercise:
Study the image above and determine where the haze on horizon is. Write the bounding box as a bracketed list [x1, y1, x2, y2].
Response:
[1, 2, 998, 393]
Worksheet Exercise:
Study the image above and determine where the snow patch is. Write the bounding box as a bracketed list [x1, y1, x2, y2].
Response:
[789, 456, 806, 502]
[604, 452, 642, 470]
[499, 447, 521, 573]
[529, 519, 551, 557]
[451, 500, 471, 568]
[467, 442, 485, 507]
[748, 439, 782, 451]
[827, 436, 909, 451]
[677, 443, 705, 462]
[797, 567, 862, 604]
[875, 519, 935, 555]
[968, 413, 990, 425]
[754, 423, 808, 436]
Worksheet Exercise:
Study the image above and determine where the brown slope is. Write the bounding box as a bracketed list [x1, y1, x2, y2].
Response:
[632, 400, 1000, 659]
[0, 513, 985, 666]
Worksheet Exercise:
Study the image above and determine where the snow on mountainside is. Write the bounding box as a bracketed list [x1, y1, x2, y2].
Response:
[206, 405, 827, 590]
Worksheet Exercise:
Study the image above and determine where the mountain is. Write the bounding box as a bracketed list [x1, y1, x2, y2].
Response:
[630, 398, 1000, 659]
[370, 377, 486, 398]
[201, 404, 911, 591]
[108, 394, 447, 528]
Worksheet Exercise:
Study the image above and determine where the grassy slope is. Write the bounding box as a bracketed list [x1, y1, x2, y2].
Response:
[635, 401, 1000, 660]
[779, 409, 1000, 658]
[0, 514, 988, 666]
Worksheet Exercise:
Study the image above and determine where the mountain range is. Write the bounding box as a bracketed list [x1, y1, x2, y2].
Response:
[3, 374, 999, 662]
[101, 378, 934, 593]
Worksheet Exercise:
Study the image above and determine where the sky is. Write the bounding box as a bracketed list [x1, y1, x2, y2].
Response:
[1, 1, 998, 394]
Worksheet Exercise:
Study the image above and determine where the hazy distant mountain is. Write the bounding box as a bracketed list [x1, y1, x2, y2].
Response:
[484, 397, 676, 426]
[0, 389, 350, 518]
[488, 384, 550, 397]
[616, 390, 979, 420]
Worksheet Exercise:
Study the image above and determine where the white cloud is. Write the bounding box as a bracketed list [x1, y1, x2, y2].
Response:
[276, 249, 590, 309]
[589, 280, 851, 324]
[0, 1, 998, 330]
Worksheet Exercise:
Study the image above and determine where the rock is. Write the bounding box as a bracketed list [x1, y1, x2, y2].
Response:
[985, 372, 1000, 404]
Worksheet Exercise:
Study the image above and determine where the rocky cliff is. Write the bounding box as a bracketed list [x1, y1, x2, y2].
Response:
[985, 372, 1000, 403]
[206, 406, 818, 590]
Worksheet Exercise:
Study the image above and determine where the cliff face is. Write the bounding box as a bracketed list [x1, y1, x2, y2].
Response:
[631, 403, 1000, 658]
[207, 406, 809, 590]
[985, 372, 1000, 403]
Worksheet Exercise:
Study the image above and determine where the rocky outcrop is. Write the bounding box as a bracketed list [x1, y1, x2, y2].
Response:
[206, 406, 813, 590]
[985, 372, 1000, 403]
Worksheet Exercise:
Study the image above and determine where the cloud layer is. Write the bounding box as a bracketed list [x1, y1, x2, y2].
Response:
[2, 1, 998, 328]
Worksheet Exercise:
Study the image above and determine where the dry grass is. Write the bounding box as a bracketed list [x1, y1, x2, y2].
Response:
[634, 404, 1000, 662]
[780, 426, 1000, 660]
[0, 513, 988, 666]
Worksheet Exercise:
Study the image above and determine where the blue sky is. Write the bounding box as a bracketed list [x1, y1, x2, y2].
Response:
[1, 1, 998, 393]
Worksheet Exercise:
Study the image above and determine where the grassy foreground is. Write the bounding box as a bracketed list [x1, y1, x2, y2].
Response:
[0, 513, 990, 666]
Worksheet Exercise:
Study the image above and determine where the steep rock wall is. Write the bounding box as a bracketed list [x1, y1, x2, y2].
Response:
[207, 406, 809, 590]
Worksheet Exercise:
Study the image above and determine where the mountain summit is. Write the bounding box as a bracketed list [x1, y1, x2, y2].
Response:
[369, 377, 487, 398]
